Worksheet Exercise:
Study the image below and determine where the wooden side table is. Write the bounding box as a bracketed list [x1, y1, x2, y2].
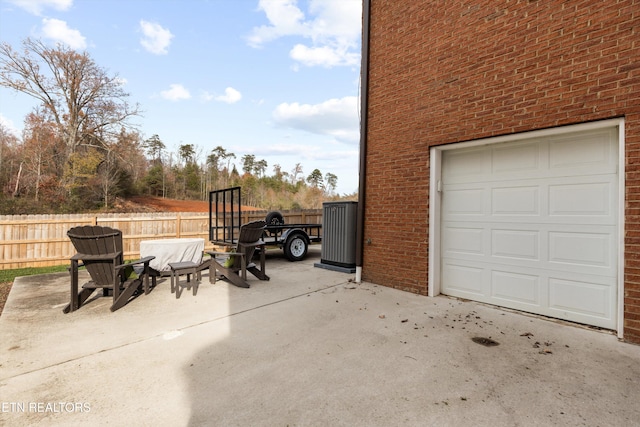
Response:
[169, 261, 200, 298]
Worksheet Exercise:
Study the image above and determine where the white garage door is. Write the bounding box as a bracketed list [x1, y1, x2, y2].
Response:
[440, 127, 618, 329]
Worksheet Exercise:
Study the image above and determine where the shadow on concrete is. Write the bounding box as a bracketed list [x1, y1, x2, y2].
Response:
[182, 249, 640, 426]
[1, 246, 640, 426]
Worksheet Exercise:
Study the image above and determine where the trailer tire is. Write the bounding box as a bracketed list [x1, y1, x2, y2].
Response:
[264, 211, 284, 235]
[284, 232, 308, 262]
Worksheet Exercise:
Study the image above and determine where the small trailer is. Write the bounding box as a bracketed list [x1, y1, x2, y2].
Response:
[209, 187, 322, 261]
[261, 211, 322, 261]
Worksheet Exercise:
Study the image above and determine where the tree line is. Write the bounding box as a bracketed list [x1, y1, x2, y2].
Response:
[0, 39, 354, 214]
[142, 134, 345, 209]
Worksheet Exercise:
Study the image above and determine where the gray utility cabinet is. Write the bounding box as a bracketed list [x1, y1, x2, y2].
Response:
[321, 201, 358, 268]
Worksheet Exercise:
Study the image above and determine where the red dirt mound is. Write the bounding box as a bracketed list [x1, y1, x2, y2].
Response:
[129, 196, 209, 212]
[128, 196, 261, 213]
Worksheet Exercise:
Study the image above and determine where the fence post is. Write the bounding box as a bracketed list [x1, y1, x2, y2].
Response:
[0, 208, 321, 269]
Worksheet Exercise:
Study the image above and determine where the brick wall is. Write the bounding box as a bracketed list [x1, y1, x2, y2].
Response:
[363, 0, 640, 341]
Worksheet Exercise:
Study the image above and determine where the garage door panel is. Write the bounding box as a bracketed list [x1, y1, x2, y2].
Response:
[445, 179, 616, 224]
[492, 186, 540, 215]
[491, 270, 540, 306]
[549, 130, 616, 171]
[440, 126, 618, 330]
[445, 130, 617, 184]
[444, 223, 615, 275]
[442, 262, 484, 295]
[443, 149, 487, 178]
[549, 182, 613, 217]
[548, 232, 612, 268]
[548, 277, 614, 325]
[493, 143, 540, 173]
[443, 263, 616, 328]
[442, 227, 484, 256]
[492, 229, 540, 260]
[444, 188, 485, 215]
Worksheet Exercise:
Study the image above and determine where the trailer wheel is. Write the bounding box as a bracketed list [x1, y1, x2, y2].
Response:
[284, 232, 308, 261]
[264, 211, 284, 236]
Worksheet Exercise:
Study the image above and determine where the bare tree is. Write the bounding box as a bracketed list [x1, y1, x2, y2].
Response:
[325, 172, 338, 195]
[12, 161, 23, 197]
[218, 147, 235, 189]
[291, 163, 303, 184]
[22, 111, 59, 201]
[0, 38, 140, 162]
[0, 122, 20, 196]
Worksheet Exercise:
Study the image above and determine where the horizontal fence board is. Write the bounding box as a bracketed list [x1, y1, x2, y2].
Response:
[0, 209, 322, 270]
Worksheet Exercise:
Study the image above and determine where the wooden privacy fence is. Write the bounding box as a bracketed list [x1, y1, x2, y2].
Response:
[0, 209, 322, 270]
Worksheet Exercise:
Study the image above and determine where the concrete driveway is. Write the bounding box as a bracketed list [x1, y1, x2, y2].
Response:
[1, 246, 640, 426]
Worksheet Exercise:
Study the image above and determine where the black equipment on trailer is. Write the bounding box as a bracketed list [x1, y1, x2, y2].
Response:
[209, 187, 322, 261]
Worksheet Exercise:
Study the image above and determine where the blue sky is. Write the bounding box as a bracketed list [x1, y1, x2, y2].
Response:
[0, 0, 362, 194]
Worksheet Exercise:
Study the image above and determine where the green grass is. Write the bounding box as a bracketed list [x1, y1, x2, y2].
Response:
[0, 258, 146, 283]
[0, 265, 69, 283]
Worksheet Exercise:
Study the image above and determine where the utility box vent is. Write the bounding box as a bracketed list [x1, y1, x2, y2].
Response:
[315, 201, 357, 273]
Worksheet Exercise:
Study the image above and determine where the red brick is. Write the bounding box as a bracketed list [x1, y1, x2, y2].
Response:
[365, 0, 640, 344]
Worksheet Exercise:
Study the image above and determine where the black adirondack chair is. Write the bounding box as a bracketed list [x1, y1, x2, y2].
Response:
[207, 220, 270, 288]
[63, 225, 155, 313]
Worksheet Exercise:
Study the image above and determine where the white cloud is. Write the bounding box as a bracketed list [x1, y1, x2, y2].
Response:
[256, 142, 321, 157]
[8, 0, 72, 15]
[254, 142, 357, 162]
[247, 0, 307, 47]
[307, 0, 362, 48]
[41, 18, 86, 49]
[248, 0, 361, 68]
[160, 84, 191, 101]
[201, 87, 242, 104]
[290, 44, 359, 68]
[215, 87, 242, 104]
[272, 96, 359, 143]
[139, 20, 173, 55]
[0, 114, 21, 137]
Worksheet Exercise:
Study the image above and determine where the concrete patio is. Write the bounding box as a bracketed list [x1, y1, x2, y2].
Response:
[1, 246, 640, 426]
